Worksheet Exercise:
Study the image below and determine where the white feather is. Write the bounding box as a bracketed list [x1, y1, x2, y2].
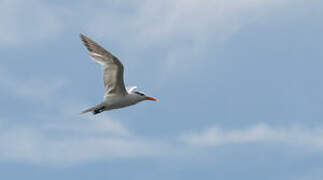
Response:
[126, 86, 137, 93]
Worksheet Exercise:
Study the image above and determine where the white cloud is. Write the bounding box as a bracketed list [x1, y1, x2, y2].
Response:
[2, 117, 323, 165]
[2, 55, 323, 166]
[0, 114, 172, 165]
[180, 123, 323, 150]
[0, 66, 66, 101]
[0, 0, 63, 45]
[0, 0, 299, 77]
[85, 0, 293, 69]
[0, 0, 293, 52]
[0, 63, 172, 165]
[42, 116, 130, 137]
[1, 0, 321, 166]
[88, 0, 291, 42]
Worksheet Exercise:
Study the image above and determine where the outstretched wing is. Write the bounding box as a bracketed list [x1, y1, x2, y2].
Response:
[80, 34, 128, 97]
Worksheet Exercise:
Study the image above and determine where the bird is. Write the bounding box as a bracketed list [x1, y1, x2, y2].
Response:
[79, 34, 157, 115]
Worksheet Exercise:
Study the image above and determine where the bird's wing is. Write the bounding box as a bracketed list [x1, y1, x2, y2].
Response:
[80, 34, 128, 97]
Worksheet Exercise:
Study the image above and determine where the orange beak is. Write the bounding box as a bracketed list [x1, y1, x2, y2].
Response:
[146, 96, 158, 101]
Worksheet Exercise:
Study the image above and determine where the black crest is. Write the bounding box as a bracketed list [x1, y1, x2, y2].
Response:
[134, 91, 145, 96]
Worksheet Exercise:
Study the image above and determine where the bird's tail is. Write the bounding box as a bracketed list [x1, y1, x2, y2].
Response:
[80, 103, 105, 115]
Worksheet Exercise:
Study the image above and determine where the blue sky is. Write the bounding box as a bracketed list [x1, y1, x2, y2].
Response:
[1, 0, 323, 179]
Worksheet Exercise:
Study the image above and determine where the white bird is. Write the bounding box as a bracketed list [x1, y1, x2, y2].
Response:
[79, 34, 157, 115]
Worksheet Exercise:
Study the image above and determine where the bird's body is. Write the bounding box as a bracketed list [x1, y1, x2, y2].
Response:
[79, 34, 157, 115]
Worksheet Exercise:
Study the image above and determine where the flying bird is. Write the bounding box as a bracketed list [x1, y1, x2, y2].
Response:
[79, 34, 157, 115]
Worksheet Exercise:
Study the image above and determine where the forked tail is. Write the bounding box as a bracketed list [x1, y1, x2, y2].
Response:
[80, 103, 105, 115]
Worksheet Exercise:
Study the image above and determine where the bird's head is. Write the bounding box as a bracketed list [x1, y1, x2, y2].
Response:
[133, 91, 158, 102]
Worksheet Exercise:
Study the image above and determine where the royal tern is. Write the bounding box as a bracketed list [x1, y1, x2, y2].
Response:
[79, 34, 157, 115]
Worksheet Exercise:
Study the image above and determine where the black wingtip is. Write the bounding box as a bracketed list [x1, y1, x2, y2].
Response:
[80, 33, 86, 40]
[79, 33, 93, 52]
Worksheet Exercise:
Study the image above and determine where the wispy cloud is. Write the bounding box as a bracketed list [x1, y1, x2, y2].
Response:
[180, 123, 323, 150]
[0, 63, 171, 165]
[2, 112, 323, 166]
[0, 0, 294, 67]
[1, 0, 320, 167]
[0, 66, 66, 101]
[87, 0, 292, 43]
[0, 0, 63, 45]
[0, 113, 172, 165]
[0, 69, 171, 165]
[84, 0, 293, 72]
[1, 70, 322, 165]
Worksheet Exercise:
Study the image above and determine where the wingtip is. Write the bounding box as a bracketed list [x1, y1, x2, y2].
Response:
[80, 33, 86, 40]
[79, 33, 92, 51]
